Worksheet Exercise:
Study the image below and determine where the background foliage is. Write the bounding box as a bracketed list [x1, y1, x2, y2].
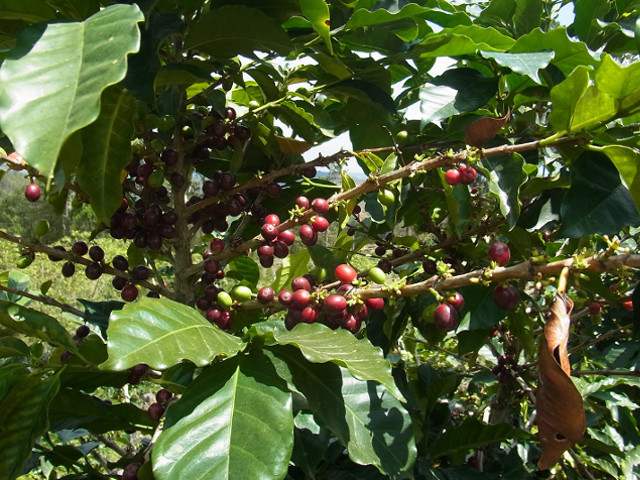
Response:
[0, 1, 639, 479]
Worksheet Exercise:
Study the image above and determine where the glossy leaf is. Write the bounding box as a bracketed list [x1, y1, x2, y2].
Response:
[596, 54, 640, 99]
[272, 322, 403, 401]
[548, 65, 590, 132]
[227, 257, 260, 287]
[511, 28, 597, 75]
[573, 0, 610, 45]
[570, 85, 617, 132]
[347, 4, 429, 28]
[0, 300, 75, 349]
[479, 153, 526, 229]
[101, 296, 245, 371]
[268, 347, 416, 478]
[299, 0, 332, 54]
[0, 371, 60, 480]
[76, 86, 135, 223]
[0, 4, 143, 179]
[184, 6, 292, 58]
[415, 25, 515, 58]
[153, 351, 293, 480]
[271, 249, 311, 292]
[555, 151, 640, 238]
[480, 51, 553, 83]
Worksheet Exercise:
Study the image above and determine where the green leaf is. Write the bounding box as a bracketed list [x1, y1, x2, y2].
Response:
[480, 51, 554, 83]
[49, 389, 154, 434]
[513, 0, 541, 37]
[0, 0, 55, 22]
[153, 351, 293, 480]
[76, 87, 135, 224]
[0, 371, 60, 480]
[184, 6, 292, 58]
[0, 364, 28, 403]
[596, 145, 640, 214]
[227, 257, 260, 287]
[0, 4, 143, 179]
[570, 85, 618, 132]
[271, 249, 311, 292]
[478, 153, 526, 228]
[268, 347, 416, 478]
[573, 0, 610, 45]
[299, 0, 332, 54]
[429, 418, 517, 458]
[555, 151, 640, 238]
[0, 270, 31, 305]
[347, 4, 430, 28]
[0, 337, 29, 358]
[511, 28, 598, 76]
[78, 299, 123, 338]
[420, 69, 497, 125]
[272, 322, 403, 401]
[596, 54, 640, 99]
[548, 65, 590, 132]
[101, 297, 245, 371]
[0, 300, 75, 349]
[415, 25, 515, 58]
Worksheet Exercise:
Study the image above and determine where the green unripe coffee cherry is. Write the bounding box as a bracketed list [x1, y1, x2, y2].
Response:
[17, 255, 34, 268]
[230, 285, 252, 302]
[150, 138, 164, 152]
[312, 267, 327, 282]
[217, 291, 233, 309]
[396, 130, 408, 141]
[377, 188, 395, 207]
[147, 170, 165, 189]
[368, 266, 387, 284]
[34, 219, 50, 237]
[249, 100, 260, 109]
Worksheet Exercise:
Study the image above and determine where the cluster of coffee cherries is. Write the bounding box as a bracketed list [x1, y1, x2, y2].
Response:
[444, 163, 478, 186]
[491, 354, 522, 383]
[46, 239, 154, 302]
[256, 264, 385, 333]
[488, 241, 520, 311]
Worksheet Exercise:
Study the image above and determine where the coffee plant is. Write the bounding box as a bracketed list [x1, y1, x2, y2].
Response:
[0, 1, 639, 479]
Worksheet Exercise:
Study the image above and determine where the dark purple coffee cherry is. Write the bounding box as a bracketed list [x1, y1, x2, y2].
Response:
[112, 255, 129, 271]
[71, 241, 88, 256]
[76, 324, 90, 338]
[48, 245, 66, 262]
[89, 246, 104, 262]
[147, 402, 165, 421]
[433, 303, 459, 332]
[131, 265, 149, 281]
[257, 286, 275, 304]
[121, 284, 139, 302]
[112, 276, 127, 291]
[61, 262, 75, 277]
[85, 262, 103, 280]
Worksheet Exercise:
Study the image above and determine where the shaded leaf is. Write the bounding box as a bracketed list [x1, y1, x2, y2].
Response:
[555, 151, 640, 238]
[0, 371, 60, 480]
[268, 347, 416, 478]
[153, 351, 293, 480]
[429, 417, 517, 459]
[275, 135, 312, 155]
[596, 145, 640, 215]
[227, 257, 260, 287]
[78, 299, 123, 338]
[271, 249, 311, 292]
[513, 0, 542, 37]
[464, 109, 510, 147]
[478, 153, 526, 229]
[0, 0, 55, 22]
[536, 293, 585, 470]
[272, 322, 403, 401]
[101, 297, 245, 371]
[184, 6, 292, 58]
[0, 4, 143, 179]
[0, 337, 29, 358]
[76, 87, 135, 224]
[0, 300, 75, 349]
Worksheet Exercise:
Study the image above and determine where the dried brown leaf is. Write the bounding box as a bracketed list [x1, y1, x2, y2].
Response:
[536, 293, 585, 470]
[464, 110, 511, 147]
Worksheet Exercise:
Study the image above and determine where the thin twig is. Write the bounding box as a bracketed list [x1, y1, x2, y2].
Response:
[0, 283, 85, 317]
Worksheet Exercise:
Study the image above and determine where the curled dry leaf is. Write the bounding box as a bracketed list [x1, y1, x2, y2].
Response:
[464, 109, 511, 147]
[536, 292, 585, 470]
